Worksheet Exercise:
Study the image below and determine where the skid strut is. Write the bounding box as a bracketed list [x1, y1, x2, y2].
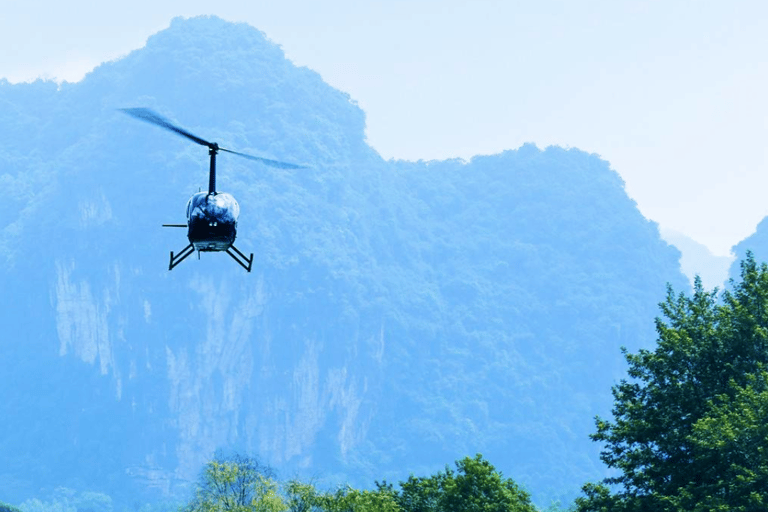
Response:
[227, 245, 254, 272]
[169, 243, 195, 271]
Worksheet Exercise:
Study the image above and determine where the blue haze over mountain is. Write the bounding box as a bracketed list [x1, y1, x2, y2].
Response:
[660, 228, 732, 290]
[730, 217, 768, 281]
[0, 16, 688, 507]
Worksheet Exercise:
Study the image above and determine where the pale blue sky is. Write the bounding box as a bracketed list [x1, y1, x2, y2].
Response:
[1, 0, 766, 256]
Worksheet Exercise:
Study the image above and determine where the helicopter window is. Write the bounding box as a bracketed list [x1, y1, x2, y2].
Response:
[187, 192, 208, 220]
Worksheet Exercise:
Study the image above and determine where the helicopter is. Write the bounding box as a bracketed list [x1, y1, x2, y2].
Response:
[121, 107, 304, 272]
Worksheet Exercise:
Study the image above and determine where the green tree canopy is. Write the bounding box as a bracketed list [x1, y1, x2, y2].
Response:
[380, 454, 536, 512]
[682, 370, 768, 511]
[182, 453, 285, 512]
[577, 254, 768, 511]
[284, 480, 400, 512]
[0, 502, 21, 512]
[283, 455, 534, 512]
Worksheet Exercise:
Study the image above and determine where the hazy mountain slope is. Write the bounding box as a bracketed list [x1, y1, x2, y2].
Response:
[0, 16, 686, 506]
[660, 228, 732, 290]
[730, 217, 768, 281]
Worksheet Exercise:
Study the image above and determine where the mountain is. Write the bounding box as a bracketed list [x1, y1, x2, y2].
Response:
[730, 217, 768, 280]
[0, 16, 688, 507]
[659, 228, 733, 290]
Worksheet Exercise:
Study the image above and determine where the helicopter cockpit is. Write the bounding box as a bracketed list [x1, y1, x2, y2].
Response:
[186, 191, 241, 252]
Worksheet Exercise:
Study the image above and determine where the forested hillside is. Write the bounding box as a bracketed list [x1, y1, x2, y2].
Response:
[730, 217, 768, 280]
[0, 16, 687, 507]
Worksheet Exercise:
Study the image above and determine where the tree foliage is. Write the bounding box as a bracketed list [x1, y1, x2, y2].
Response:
[284, 479, 400, 512]
[284, 454, 535, 512]
[0, 502, 21, 512]
[379, 454, 536, 512]
[684, 371, 768, 511]
[577, 253, 768, 511]
[182, 453, 285, 512]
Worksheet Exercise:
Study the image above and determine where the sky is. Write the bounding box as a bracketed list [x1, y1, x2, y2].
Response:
[1, 0, 766, 257]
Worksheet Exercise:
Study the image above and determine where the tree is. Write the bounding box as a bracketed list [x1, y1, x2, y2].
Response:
[387, 473, 442, 512]
[284, 481, 400, 512]
[313, 487, 401, 512]
[183, 453, 286, 512]
[577, 254, 768, 511]
[683, 370, 768, 511]
[440, 455, 536, 512]
[0, 502, 21, 512]
[283, 455, 533, 512]
[284, 481, 317, 512]
[382, 454, 536, 512]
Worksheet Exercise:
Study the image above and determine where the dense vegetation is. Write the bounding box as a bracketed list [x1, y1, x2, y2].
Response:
[4, 453, 541, 512]
[180, 453, 537, 512]
[577, 253, 768, 511]
[0, 503, 21, 512]
[0, 15, 687, 508]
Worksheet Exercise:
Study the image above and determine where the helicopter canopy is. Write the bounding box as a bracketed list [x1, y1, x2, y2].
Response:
[186, 192, 240, 224]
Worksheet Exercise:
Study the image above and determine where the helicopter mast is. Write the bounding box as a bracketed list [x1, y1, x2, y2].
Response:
[208, 143, 218, 194]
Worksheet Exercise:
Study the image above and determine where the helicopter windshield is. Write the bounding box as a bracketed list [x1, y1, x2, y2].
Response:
[186, 192, 240, 223]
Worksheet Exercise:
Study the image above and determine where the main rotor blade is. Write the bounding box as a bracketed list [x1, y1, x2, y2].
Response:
[121, 107, 306, 168]
[219, 147, 307, 169]
[120, 108, 213, 148]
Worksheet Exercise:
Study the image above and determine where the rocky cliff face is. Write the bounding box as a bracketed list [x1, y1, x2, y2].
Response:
[0, 16, 688, 506]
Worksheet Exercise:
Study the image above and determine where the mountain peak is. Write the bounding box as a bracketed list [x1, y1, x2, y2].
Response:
[145, 15, 282, 59]
[66, 15, 369, 168]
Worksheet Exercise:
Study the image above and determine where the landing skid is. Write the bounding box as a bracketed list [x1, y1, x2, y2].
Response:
[165, 221, 253, 271]
[226, 245, 254, 272]
[169, 243, 195, 270]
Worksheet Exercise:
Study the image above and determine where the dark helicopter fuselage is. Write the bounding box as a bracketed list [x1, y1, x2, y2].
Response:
[185, 191, 240, 252]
